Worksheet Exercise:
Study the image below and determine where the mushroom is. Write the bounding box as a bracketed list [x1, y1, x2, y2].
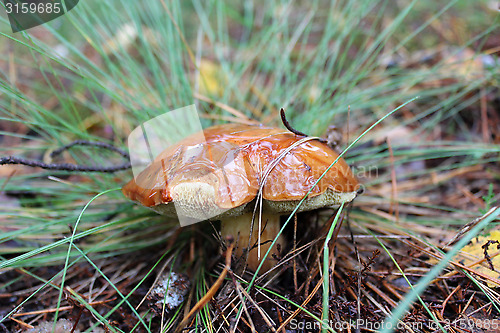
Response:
[122, 123, 359, 272]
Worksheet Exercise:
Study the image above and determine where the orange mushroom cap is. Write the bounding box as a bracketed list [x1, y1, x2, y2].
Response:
[122, 123, 359, 218]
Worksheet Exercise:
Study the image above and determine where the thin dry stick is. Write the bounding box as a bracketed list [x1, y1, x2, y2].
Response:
[200, 113, 258, 125]
[365, 281, 397, 308]
[382, 281, 404, 301]
[227, 301, 253, 331]
[446, 207, 498, 247]
[194, 92, 256, 123]
[135, 257, 174, 309]
[440, 284, 461, 318]
[0, 139, 131, 173]
[12, 299, 114, 317]
[280, 108, 327, 143]
[159, 0, 196, 66]
[50, 140, 129, 159]
[276, 306, 287, 333]
[70, 307, 84, 333]
[254, 287, 293, 316]
[248, 84, 276, 118]
[212, 280, 242, 326]
[214, 302, 232, 330]
[256, 240, 318, 285]
[460, 293, 495, 318]
[462, 293, 477, 315]
[230, 278, 256, 333]
[360, 288, 392, 318]
[9, 317, 33, 329]
[280, 108, 308, 137]
[174, 240, 234, 333]
[275, 276, 324, 332]
[345, 216, 363, 327]
[0, 156, 131, 173]
[237, 283, 277, 332]
[457, 183, 486, 208]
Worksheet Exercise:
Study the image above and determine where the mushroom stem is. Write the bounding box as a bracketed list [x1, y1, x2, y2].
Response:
[220, 212, 285, 272]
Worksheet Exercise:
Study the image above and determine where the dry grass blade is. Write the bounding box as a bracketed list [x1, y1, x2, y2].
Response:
[276, 277, 324, 332]
[9, 317, 33, 330]
[236, 283, 277, 332]
[230, 278, 257, 333]
[12, 299, 115, 317]
[193, 92, 259, 124]
[174, 240, 234, 333]
[446, 207, 499, 247]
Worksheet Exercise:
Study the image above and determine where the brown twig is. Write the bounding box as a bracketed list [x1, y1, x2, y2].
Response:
[440, 284, 461, 318]
[227, 272, 256, 332]
[50, 140, 129, 159]
[8, 317, 33, 329]
[276, 277, 325, 332]
[482, 240, 500, 270]
[194, 92, 257, 124]
[445, 206, 498, 247]
[276, 306, 287, 333]
[280, 108, 327, 143]
[236, 283, 276, 332]
[0, 140, 131, 173]
[0, 155, 131, 173]
[12, 298, 114, 317]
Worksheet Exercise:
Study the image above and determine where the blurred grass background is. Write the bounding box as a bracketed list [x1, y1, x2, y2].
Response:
[0, 0, 499, 332]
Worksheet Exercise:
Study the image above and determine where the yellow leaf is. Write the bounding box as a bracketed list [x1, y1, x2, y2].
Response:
[197, 60, 226, 97]
[459, 230, 500, 287]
